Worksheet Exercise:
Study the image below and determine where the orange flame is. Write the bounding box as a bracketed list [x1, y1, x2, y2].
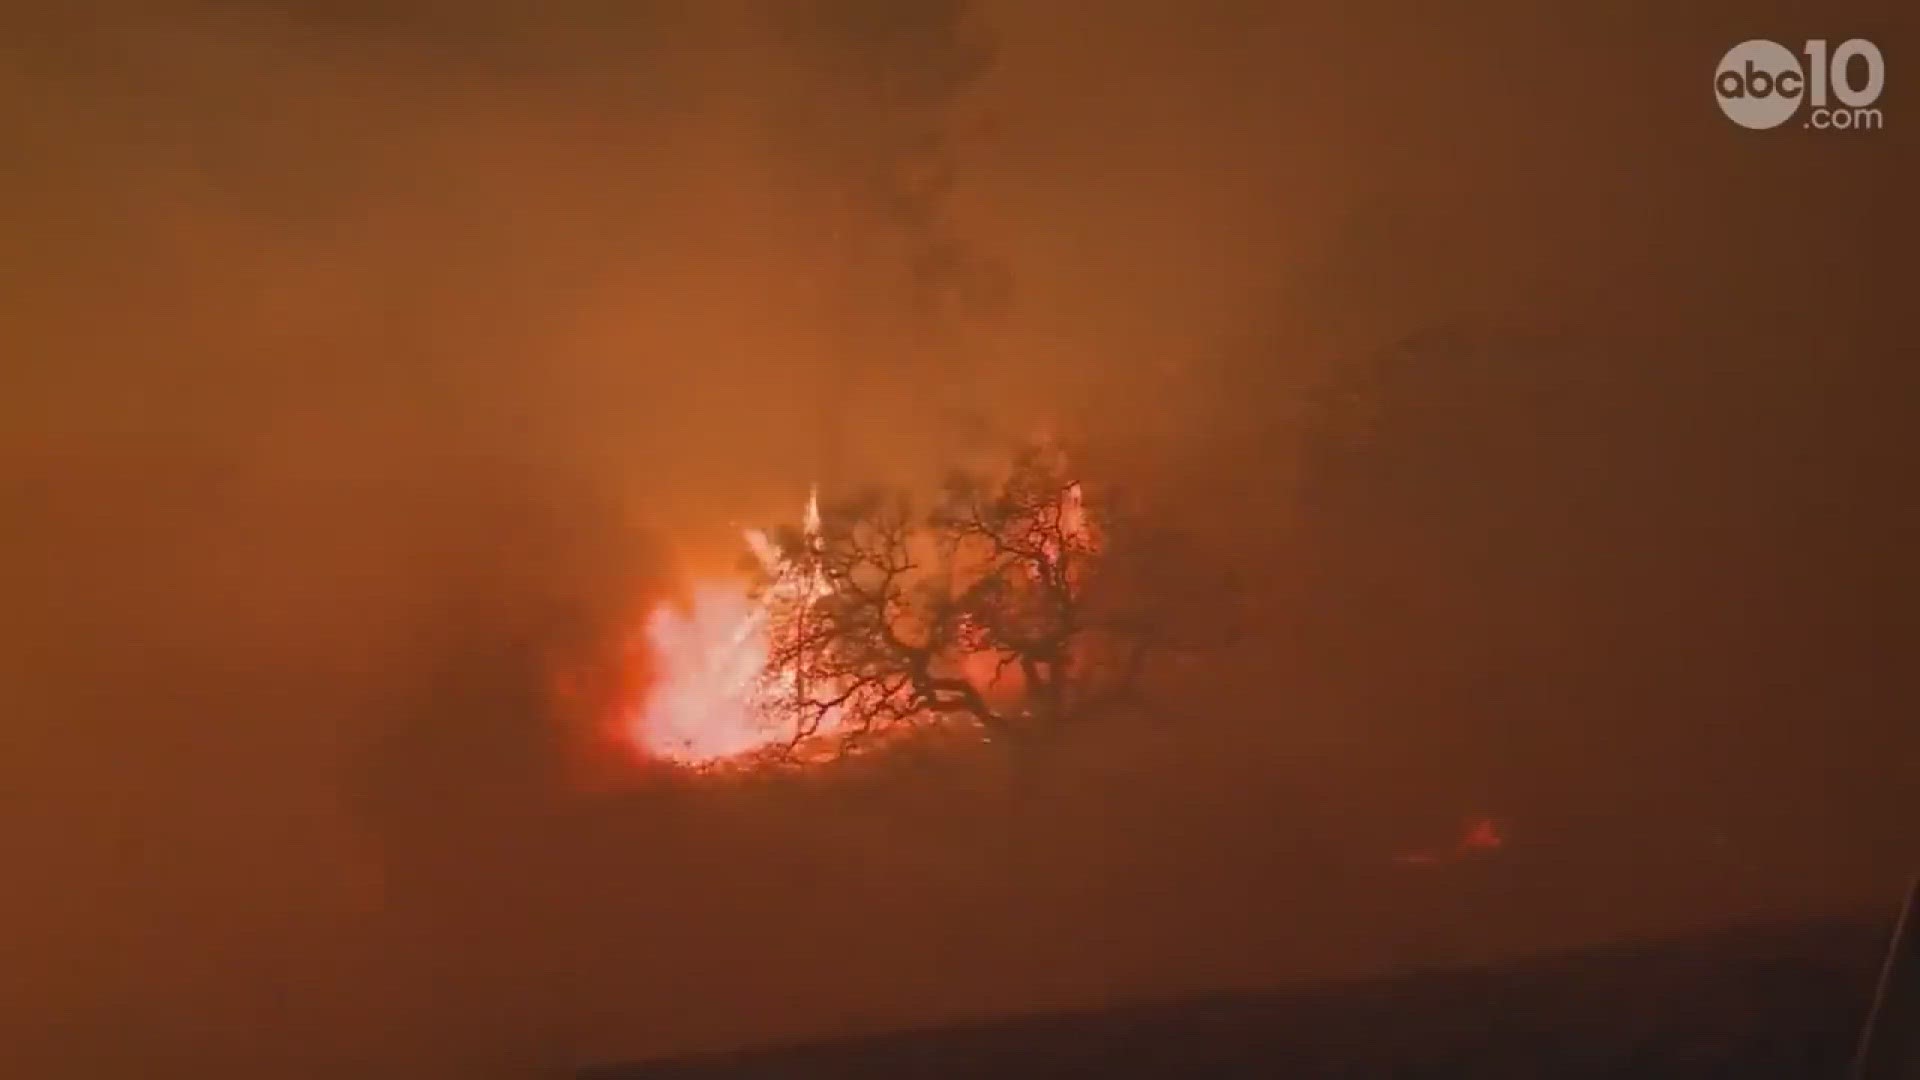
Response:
[622, 466, 1096, 768]
[622, 489, 838, 765]
[630, 582, 778, 762]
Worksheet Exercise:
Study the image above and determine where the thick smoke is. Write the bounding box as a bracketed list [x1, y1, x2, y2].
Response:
[2, 3, 1912, 1076]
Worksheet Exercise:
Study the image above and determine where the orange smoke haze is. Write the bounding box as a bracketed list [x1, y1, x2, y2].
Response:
[1, 4, 1911, 1077]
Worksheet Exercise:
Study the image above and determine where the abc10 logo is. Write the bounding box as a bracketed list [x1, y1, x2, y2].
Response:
[1715, 38, 1886, 130]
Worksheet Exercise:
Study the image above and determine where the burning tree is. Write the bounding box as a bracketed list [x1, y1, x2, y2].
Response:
[743, 442, 1174, 760]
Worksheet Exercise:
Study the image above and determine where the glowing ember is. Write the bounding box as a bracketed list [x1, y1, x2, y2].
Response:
[1395, 813, 1506, 867]
[1459, 813, 1504, 853]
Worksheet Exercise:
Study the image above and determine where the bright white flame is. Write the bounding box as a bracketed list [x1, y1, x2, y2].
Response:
[633, 583, 776, 761]
[628, 488, 829, 764]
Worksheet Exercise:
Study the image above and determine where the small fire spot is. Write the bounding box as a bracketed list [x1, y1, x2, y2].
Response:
[1396, 812, 1506, 867]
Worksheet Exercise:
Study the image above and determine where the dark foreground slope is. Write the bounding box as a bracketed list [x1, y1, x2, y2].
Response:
[580, 916, 1892, 1079]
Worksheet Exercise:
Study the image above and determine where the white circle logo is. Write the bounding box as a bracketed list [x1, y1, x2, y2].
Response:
[1715, 38, 1887, 132]
[1716, 39, 1804, 129]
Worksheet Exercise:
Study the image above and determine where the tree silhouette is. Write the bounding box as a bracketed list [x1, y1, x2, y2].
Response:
[747, 441, 1193, 758]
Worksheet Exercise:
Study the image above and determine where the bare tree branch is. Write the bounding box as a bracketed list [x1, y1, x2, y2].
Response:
[747, 439, 1197, 760]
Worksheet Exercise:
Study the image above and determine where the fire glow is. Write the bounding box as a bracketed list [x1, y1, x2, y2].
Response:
[619, 464, 1098, 769]
[627, 489, 835, 765]
[1395, 813, 1506, 867]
